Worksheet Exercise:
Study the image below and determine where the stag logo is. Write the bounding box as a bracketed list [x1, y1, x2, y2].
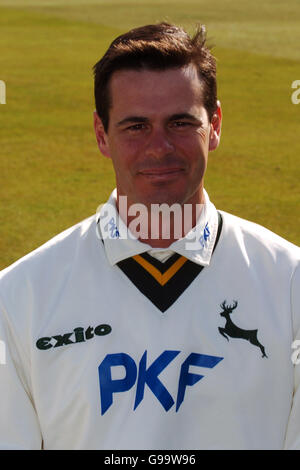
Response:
[218, 300, 267, 358]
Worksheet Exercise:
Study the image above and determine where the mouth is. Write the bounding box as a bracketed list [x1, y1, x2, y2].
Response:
[138, 168, 185, 180]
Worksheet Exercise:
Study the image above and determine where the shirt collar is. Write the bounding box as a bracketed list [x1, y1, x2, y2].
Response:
[96, 188, 219, 267]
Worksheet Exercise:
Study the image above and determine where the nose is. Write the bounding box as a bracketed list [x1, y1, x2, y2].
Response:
[144, 127, 175, 159]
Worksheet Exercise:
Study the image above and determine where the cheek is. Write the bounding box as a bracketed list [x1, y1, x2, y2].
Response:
[194, 128, 210, 153]
[117, 141, 146, 175]
[174, 126, 209, 147]
[110, 144, 138, 181]
[113, 136, 141, 158]
[176, 135, 209, 164]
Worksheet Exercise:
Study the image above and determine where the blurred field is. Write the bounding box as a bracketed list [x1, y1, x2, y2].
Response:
[0, 0, 299, 269]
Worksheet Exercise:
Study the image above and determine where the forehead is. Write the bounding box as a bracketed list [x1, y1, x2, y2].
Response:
[109, 65, 205, 117]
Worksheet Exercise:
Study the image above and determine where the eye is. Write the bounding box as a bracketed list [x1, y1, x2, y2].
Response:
[126, 123, 146, 132]
[171, 121, 191, 128]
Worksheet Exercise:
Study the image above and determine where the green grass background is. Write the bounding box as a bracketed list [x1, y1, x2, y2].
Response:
[0, 0, 299, 269]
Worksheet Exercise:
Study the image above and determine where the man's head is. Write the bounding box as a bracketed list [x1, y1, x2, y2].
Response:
[93, 23, 222, 210]
[93, 22, 217, 133]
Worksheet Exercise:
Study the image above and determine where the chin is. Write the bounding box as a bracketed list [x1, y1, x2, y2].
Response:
[136, 190, 188, 208]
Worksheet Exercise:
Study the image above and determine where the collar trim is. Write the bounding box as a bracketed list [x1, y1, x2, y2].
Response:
[96, 189, 219, 267]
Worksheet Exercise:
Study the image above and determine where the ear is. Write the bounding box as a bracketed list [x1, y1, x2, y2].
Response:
[93, 111, 111, 158]
[209, 101, 222, 151]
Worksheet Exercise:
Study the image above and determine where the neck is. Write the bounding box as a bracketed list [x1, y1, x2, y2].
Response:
[116, 189, 205, 248]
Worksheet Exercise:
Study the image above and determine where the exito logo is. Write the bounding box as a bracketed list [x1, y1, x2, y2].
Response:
[0, 80, 6, 104]
[291, 80, 300, 104]
[0, 340, 6, 365]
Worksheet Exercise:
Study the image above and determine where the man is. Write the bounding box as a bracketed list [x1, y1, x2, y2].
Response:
[0, 23, 299, 450]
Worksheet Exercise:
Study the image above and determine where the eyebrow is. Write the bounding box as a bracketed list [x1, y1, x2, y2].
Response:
[116, 116, 149, 128]
[116, 113, 203, 128]
[170, 113, 202, 123]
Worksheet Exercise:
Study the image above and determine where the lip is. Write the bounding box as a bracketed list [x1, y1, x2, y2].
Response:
[138, 168, 185, 178]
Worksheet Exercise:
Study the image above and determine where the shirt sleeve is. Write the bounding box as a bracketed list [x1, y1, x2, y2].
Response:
[284, 262, 300, 450]
[0, 297, 42, 449]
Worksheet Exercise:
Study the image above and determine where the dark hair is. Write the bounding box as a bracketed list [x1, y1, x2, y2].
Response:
[93, 22, 217, 132]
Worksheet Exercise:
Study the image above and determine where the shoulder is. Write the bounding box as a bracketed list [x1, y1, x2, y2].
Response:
[219, 210, 300, 267]
[0, 214, 108, 347]
[0, 214, 111, 359]
[0, 214, 104, 301]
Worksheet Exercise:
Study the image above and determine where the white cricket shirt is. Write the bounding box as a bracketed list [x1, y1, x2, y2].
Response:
[0, 189, 299, 450]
